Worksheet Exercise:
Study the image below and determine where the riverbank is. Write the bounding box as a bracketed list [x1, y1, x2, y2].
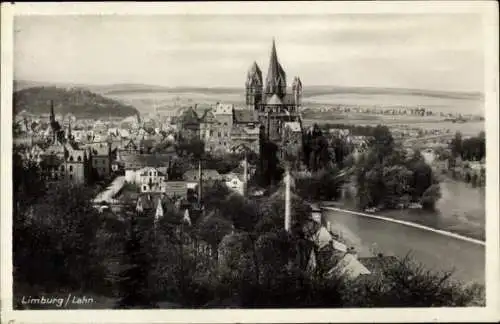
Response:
[323, 198, 485, 242]
[325, 176, 485, 241]
[322, 206, 484, 246]
[322, 208, 485, 285]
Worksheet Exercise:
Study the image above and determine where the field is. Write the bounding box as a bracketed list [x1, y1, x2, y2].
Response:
[105, 87, 484, 136]
[106, 91, 245, 114]
[303, 92, 484, 116]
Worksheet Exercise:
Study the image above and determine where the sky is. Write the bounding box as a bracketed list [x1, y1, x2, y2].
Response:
[14, 14, 485, 92]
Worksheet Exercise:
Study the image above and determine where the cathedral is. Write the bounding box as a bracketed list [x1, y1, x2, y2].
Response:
[245, 39, 303, 142]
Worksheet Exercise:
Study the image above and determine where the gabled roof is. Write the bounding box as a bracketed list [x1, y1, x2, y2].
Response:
[164, 181, 189, 198]
[200, 109, 216, 123]
[333, 254, 371, 279]
[183, 169, 222, 181]
[214, 103, 233, 115]
[179, 106, 200, 125]
[120, 153, 174, 168]
[266, 94, 283, 105]
[314, 226, 333, 250]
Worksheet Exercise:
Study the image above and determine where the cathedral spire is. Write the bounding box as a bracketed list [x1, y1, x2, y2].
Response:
[50, 100, 55, 123]
[265, 38, 287, 98]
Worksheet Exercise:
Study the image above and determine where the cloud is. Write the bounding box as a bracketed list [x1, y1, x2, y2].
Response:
[14, 14, 485, 92]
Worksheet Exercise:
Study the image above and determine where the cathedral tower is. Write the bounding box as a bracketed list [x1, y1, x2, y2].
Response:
[245, 61, 263, 109]
[292, 77, 303, 107]
[265, 39, 287, 99]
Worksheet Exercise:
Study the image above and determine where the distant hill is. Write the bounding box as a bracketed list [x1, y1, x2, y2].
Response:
[14, 80, 484, 103]
[13, 86, 139, 118]
[302, 86, 483, 101]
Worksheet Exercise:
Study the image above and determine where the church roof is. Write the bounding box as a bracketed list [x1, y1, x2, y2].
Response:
[246, 61, 263, 87]
[248, 61, 262, 77]
[265, 39, 287, 92]
[233, 109, 258, 124]
[266, 94, 283, 105]
[292, 76, 302, 89]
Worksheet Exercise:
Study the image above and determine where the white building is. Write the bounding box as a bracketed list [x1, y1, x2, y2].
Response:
[224, 173, 245, 195]
[125, 166, 169, 192]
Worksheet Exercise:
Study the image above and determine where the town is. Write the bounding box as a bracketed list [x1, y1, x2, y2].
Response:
[12, 38, 486, 309]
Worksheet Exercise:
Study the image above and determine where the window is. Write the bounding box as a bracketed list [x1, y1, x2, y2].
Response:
[60, 165, 65, 171]
[69, 165, 73, 172]
[77, 156, 82, 162]
[69, 174, 73, 180]
[69, 156, 74, 162]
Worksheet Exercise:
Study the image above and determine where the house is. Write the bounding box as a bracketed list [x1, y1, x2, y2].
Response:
[330, 253, 371, 279]
[122, 139, 139, 153]
[39, 142, 92, 185]
[134, 167, 168, 193]
[120, 153, 175, 176]
[183, 169, 223, 182]
[224, 173, 245, 195]
[88, 142, 114, 178]
[24, 144, 45, 165]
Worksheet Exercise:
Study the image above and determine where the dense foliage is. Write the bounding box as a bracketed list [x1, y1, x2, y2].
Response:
[13, 149, 115, 300]
[13, 86, 139, 118]
[354, 125, 441, 210]
[13, 127, 482, 308]
[449, 131, 486, 162]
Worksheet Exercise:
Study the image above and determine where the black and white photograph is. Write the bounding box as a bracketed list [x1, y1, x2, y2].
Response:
[1, 2, 499, 323]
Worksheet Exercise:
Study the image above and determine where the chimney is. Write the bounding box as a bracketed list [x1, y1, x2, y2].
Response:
[284, 168, 291, 232]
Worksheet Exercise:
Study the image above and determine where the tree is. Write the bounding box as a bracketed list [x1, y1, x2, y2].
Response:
[343, 255, 483, 307]
[116, 215, 157, 308]
[13, 156, 109, 297]
[195, 211, 234, 250]
[295, 166, 345, 201]
[420, 184, 442, 210]
[381, 165, 412, 208]
[368, 125, 395, 161]
[450, 131, 463, 158]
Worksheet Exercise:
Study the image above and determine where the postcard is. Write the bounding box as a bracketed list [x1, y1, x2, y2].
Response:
[1, 1, 498, 323]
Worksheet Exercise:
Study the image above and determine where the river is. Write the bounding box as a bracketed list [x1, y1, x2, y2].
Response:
[324, 179, 485, 284]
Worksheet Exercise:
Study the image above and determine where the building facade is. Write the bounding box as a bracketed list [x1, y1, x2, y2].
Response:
[245, 39, 303, 143]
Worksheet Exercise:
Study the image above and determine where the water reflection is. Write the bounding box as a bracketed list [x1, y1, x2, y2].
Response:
[380, 179, 485, 240]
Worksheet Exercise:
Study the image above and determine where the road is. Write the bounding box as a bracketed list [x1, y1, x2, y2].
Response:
[323, 207, 485, 285]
